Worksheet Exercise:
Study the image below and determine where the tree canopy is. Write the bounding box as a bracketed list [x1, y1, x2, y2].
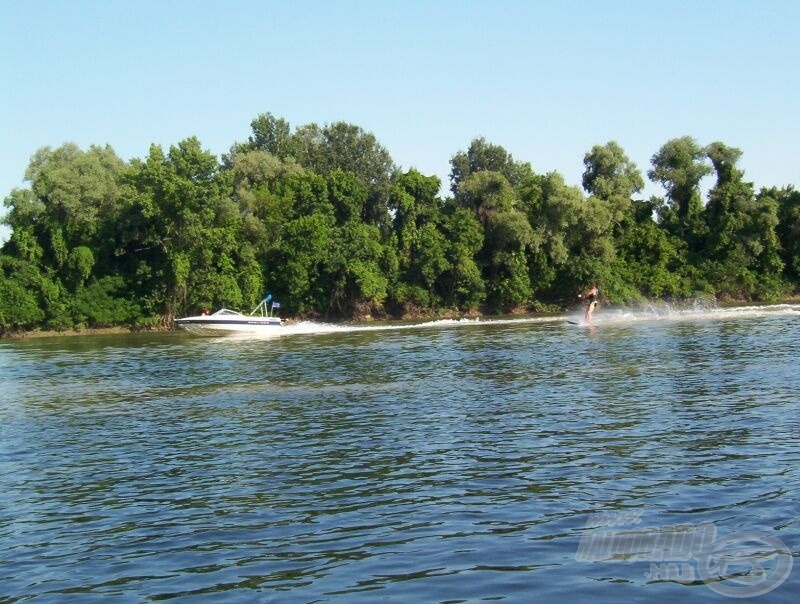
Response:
[1, 115, 798, 333]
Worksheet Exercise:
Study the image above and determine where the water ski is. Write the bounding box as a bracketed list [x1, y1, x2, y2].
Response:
[566, 319, 596, 327]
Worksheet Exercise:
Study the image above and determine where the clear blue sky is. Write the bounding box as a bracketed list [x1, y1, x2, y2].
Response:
[2, 0, 798, 243]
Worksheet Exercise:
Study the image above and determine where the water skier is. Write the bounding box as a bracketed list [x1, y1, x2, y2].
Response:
[583, 283, 600, 323]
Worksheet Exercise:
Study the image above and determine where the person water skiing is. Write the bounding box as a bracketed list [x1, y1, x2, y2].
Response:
[583, 283, 600, 323]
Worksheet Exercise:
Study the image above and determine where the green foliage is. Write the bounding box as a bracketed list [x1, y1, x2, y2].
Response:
[273, 212, 335, 313]
[331, 222, 389, 311]
[412, 223, 450, 292]
[24, 144, 124, 242]
[490, 249, 532, 309]
[1, 120, 798, 335]
[450, 137, 533, 194]
[245, 113, 297, 159]
[583, 141, 645, 200]
[582, 141, 644, 226]
[292, 121, 396, 187]
[0, 260, 46, 330]
[615, 216, 689, 298]
[5, 260, 73, 330]
[67, 246, 95, 288]
[768, 186, 800, 281]
[71, 276, 141, 327]
[648, 137, 713, 250]
[328, 170, 368, 225]
[522, 172, 586, 300]
[702, 143, 784, 299]
[440, 207, 485, 309]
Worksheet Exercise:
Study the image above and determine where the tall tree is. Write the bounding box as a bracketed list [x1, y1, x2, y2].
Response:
[389, 170, 435, 260]
[388, 170, 446, 309]
[449, 137, 530, 195]
[440, 206, 485, 309]
[520, 172, 583, 300]
[292, 120, 396, 231]
[292, 121, 396, 186]
[648, 136, 712, 246]
[702, 142, 783, 298]
[21, 144, 124, 275]
[248, 112, 297, 158]
[582, 141, 644, 224]
[455, 170, 534, 308]
[769, 186, 800, 281]
[118, 138, 257, 316]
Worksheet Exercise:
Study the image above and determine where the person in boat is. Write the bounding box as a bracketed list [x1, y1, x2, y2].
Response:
[583, 283, 600, 323]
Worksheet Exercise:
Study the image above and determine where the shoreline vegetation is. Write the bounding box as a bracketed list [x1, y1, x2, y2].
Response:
[2, 113, 799, 337]
[4, 297, 799, 340]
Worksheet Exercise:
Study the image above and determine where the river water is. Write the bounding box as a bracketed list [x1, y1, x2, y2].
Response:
[1, 304, 798, 602]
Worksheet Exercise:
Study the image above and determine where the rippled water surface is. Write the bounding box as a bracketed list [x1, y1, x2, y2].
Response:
[1, 305, 799, 602]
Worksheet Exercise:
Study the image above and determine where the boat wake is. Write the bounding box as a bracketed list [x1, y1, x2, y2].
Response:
[293, 302, 800, 335]
[200, 302, 799, 341]
[566, 301, 800, 327]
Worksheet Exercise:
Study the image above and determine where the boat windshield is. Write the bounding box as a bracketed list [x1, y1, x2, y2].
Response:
[213, 309, 244, 316]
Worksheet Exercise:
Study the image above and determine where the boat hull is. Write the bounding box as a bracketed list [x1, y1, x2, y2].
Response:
[175, 317, 283, 336]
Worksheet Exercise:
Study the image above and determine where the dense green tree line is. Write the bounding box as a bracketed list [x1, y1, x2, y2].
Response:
[1, 113, 798, 332]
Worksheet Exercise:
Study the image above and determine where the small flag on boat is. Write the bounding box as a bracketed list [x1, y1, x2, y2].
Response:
[272, 301, 281, 309]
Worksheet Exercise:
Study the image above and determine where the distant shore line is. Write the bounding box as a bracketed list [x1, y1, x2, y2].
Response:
[0, 308, 482, 340]
[3, 297, 798, 340]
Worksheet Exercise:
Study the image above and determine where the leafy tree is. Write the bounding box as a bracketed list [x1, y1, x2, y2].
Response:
[229, 149, 304, 216]
[24, 143, 124, 244]
[67, 246, 95, 290]
[327, 169, 368, 225]
[291, 120, 396, 232]
[582, 141, 644, 225]
[0, 144, 128, 328]
[412, 223, 449, 295]
[6, 144, 125, 288]
[648, 136, 713, 248]
[0, 257, 46, 331]
[439, 206, 485, 309]
[71, 276, 141, 327]
[2, 189, 45, 248]
[768, 186, 800, 281]
[702, 142, 783, 299]
[246, 112, 297, 159]
[323, 222, 389, 316]
[520, 172, 582, 300]
[3, 121, 800, 334]
[118, 138, 251, 316]
[388, 170, 446, 310]
[454, 169, 534, 308]
[450, 137, 531, 195]
[613, 200, 688, 298]
[292, 121, 396, 186]
[583, 141, 645, 200]
[0, 221, 44, 265]
[271, 212, 335, 313]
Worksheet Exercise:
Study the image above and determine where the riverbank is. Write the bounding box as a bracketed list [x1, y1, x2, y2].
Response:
[0, 325, 163, 340]
[0, 306, 484, 339]
[3, 295, 798, 340]
[0, 305, 489, 339]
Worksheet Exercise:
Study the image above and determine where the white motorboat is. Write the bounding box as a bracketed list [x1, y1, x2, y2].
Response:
[175, 297, 283, 336]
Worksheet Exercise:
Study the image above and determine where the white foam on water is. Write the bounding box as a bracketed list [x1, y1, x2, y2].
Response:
[576, 301, 800, 327]
[200, 302, 799, 340]
[281, 314, 561, 337]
